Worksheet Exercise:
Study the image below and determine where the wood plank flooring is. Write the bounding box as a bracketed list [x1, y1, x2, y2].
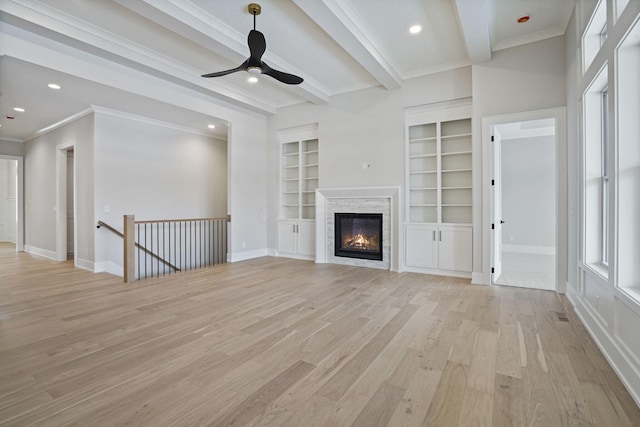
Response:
[1, 244, 639, 426]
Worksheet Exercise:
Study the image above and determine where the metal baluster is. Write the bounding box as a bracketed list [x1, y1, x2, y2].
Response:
[145, 223, 148, 279]
[137, 223, 140, 280]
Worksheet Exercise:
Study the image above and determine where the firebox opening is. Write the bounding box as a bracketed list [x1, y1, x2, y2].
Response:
[334, 213, 383, 261]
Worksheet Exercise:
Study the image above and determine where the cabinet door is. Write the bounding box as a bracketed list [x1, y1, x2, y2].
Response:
[277, 221, 297, 255]
[405, 224, 438, 269]
[297, 222, 316, 256]
[438, 226, 472, 272]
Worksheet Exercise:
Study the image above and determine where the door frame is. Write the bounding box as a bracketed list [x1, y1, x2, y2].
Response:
[56, 141, 75, 263]
[490, 128, 503, 284]
[481, 107, 567, 292]
[0, 155, 24, 252]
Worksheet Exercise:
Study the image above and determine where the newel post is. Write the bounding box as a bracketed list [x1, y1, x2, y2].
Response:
[123, 214, 135, 283]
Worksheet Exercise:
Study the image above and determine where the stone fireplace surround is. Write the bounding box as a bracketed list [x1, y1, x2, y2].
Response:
[315, 187, 400, 271]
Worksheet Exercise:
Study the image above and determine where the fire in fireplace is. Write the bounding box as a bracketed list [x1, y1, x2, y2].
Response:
[335, 213, 383, 261]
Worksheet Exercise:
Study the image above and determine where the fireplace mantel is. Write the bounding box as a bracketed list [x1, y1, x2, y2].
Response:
[315, 187, 400, 271]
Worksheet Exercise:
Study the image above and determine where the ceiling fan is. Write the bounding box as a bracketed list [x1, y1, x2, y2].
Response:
[201, 3, 303, 85]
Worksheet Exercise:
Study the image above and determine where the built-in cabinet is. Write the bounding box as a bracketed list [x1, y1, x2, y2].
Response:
[277, 125, 318, 260]
[405, 224, 472, 272]
[404, 102, 472, 277]
[277, 220, 315, 258]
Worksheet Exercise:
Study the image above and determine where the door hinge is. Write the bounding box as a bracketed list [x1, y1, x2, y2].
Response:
[491, 135, 495, 142]
[491, 267, 495, 273]
[491, 179, 495, 186]
[491, 223, 494, 229]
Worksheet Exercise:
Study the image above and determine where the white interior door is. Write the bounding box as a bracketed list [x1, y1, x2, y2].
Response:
[491, 129, 503, 283]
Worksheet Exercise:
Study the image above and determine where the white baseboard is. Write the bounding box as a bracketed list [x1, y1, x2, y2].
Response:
[24, 245, 57, 261]
[502, 244, 556, 255]
[566, 285, 640, 409]
[94, 260, 123, 277]
[267, 248, 277, 257]
[227, 248, 269, 263]
[472, 271, 487, 285]
[277, 252, 316, 262]
[402, 265, 472, 280]
[75, 258, 95, 272]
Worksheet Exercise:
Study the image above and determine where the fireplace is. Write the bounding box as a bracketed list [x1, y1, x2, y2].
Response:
[334, 213, 383, 261]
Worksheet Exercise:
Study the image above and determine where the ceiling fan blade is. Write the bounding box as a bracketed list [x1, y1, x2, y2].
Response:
[248, 30, 266, 62]
[201, 60, 248, 78]
[262, 62, 303, 85]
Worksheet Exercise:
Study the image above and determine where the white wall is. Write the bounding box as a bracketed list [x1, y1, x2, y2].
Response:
[501, 135, 556, 250]
[0, 140, 24, 157]
[565, 0, 640, 407]
[472, 36, 568, 284]
[23, 114, 94, 261]
[93, 112, 227, 274]
[267, 68, 473, 249]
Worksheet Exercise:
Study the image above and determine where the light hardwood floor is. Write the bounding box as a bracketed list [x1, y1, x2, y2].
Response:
[1, 244, 639, 426]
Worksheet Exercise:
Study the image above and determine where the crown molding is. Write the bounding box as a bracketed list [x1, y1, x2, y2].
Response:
[90, 106, 222, 138]
[23, 106, 226, 142]
[24, 108, 94, 142]
[492, 28, 566, 52]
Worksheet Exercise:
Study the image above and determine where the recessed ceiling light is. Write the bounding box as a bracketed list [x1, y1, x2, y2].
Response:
[409, 25, 422, 34]
[48, 83, 61, 90]
[13, 107, 25, 112]
[247, 76, 258, 83]
[517, 15, 530, 23]
[208, 124, 216, 129]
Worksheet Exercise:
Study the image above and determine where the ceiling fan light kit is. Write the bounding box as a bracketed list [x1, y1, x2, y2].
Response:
[201, 3, 303, 85]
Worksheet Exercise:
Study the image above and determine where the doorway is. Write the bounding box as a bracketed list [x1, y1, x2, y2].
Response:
[0, 155, 23, 252]
[483, 107, 567, 292]
[492, 119, 556, 290]
[56, 142, 75, 263]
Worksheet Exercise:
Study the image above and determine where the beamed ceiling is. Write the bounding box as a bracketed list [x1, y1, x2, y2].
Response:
[0, 0, 576, 142]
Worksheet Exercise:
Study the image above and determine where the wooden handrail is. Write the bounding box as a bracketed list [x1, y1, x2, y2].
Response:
[97, 220, 181, 273]
[135, 216, 229, 224]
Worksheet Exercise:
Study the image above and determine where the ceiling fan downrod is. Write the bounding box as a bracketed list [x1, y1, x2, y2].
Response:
[248, 3, 261, 30]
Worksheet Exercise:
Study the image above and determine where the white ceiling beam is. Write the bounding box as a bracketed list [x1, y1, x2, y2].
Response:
[454, 0, 492, 64]
[292, 0, 402, 90]
[116, 0, 329, 105]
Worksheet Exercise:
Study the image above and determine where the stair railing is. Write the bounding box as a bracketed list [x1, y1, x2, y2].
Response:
[98, 214, 228, 283]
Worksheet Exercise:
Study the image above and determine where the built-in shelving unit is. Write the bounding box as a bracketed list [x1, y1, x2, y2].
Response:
[278, 124, 318, 260]
[407, 117, 472, 224]
[281, 139, 318, 220]
[404, 102, 472, 276]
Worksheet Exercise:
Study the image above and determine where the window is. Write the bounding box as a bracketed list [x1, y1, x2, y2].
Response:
[600, 88, 609, 265]
[582, 67, 608, 274]
[616, 18, 640, 299]
[582, 0, 607, 73]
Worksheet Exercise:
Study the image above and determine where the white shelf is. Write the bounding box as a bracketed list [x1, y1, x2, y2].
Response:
[441, 151, 472, 156]
[441, 132, 472, 140]
[442, 168, 472, 173]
